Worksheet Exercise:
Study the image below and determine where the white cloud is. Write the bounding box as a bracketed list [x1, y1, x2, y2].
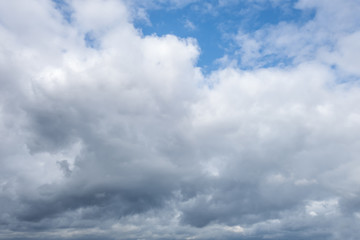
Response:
[234, 0, 360, 70]
[71, 0, 128, 31]
[305, 199, 339, 217]
[1, 0, 360, 239]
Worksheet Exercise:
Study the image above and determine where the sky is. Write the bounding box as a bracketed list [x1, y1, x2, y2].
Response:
[1, 0, 360, 239]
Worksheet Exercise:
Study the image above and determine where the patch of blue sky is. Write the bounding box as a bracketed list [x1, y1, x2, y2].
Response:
[52, 0, 73, 23]
[52, 0, 316, 72]
[134, 0, 316, 73]
[84, 31, 99, 49]
[134, 6, 225, 73]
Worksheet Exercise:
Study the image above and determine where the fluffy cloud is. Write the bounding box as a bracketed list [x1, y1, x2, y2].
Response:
[1, 0, 360, 239]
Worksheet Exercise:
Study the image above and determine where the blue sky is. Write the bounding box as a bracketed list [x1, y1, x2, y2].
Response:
[53, 0, 317, 71]
[133, 0, 315, 71]
[1, 0, 360, 239]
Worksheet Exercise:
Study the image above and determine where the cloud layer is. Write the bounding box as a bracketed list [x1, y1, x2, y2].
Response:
[1, 0, 360, 239]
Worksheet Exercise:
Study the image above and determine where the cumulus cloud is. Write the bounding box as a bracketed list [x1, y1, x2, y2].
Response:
[1, 0, 360, 239]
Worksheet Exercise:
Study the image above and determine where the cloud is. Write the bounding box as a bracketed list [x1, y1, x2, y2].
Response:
[1, 0, 360, 239]
[233, 0, 360, 69]
[184, 19, 196, 31]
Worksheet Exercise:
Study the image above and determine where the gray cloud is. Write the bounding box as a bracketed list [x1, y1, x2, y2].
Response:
[1, 0, 360, 240]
